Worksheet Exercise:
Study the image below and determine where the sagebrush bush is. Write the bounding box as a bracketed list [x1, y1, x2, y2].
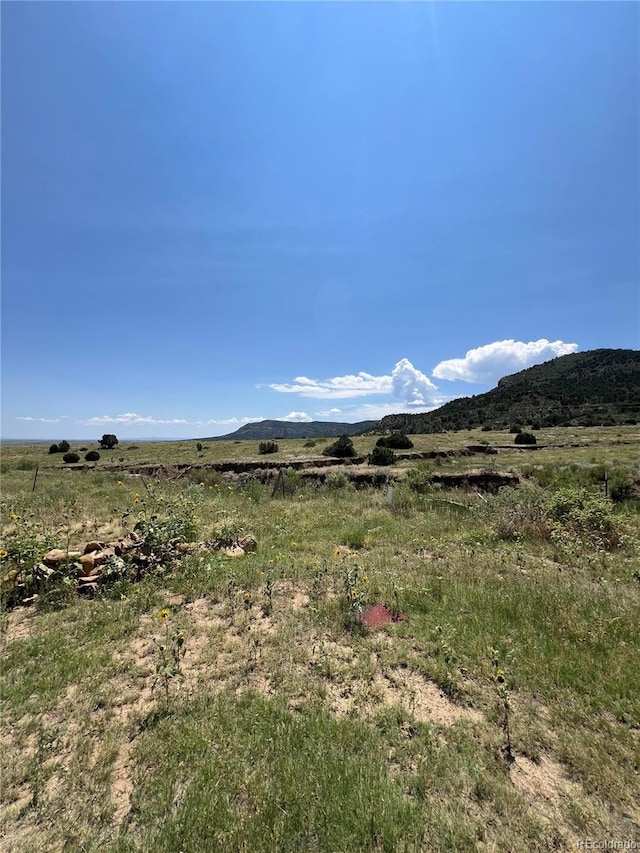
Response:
[484, 482, 550, 542]
[85, 450, 100, 462]
[368, 445, 395, 466]
[259, 440, 279, 455]
[514, 432, 537, 445]
[62, 452, 80, 464]
[322, 435, 356, 458]
[325, 470, 350, 490]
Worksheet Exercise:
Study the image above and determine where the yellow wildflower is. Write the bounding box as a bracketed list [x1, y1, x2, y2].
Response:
[157, 608, 171, 621]
[117, 481, 123, 487]
[133, 493, 140, 504]
[0, 549, 8, 559]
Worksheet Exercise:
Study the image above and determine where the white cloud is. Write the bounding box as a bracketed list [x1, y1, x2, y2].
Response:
[338, 397, 455, 422]
[203, 416, 266, 426]
[16, 416, 60, 423]
[391, 358, 437, 406]
[80, 412, 189, 426]
[270, 359, 439, 405]
[432, 339, 579, 384]
[315, 408, 342, 417]
[270, 372, 390, 399]
[281, 411, 313, 422]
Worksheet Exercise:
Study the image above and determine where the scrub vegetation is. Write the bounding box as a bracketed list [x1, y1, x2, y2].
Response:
[1, 425, 639, 852]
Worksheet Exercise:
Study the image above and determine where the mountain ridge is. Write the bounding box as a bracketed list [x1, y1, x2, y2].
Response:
[378, 348, 640, 434]
[202, 420, 378, 441]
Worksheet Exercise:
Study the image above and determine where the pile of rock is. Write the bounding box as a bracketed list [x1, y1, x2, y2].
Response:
[5, 531, 259, 607]
[42, 533, 143, 594]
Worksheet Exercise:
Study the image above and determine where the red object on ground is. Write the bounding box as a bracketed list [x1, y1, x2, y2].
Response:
[360, 604, 405, 629]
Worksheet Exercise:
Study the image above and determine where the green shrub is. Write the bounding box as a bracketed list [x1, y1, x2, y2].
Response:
[509, 425, 522, 435]
[545, 487, 621, 547]
[514, 432, 537, 445]
[376, 432, 414, 449]
[259, 440, 279, 455]
[62, 452, 80, 463]
[303, 439, 316, 448]
[0, 517, 60, 607]
[483, 482, 550, 542]
[322, 435, 356, 458]
[406, 464, 435, 494]
[609, 470, 634, 503]
[85, 450, 100, 462]
[325, 470, 350, 490]
[58, 440, 70, 453]
[368, 445, 396, 466]
[196, 442, 203, 452]
[48, 444, 60, 454]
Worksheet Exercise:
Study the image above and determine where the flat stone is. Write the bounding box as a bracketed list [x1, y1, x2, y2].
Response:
[93, 547, 116, 565]
[84, 541, 105, 554]
[223, 545, 245, 558]
[43, 549, 67, 566]
[79, 553, 96, 573]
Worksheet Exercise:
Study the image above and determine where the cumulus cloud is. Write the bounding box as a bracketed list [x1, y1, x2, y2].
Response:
[281, 411, 312, 422]
[391, 358, 437, 406]
[80, 412, 189, 426]
[16, 416, 61, 423]
[315, 408, 342, 417]
[270, 359, 438, 406]
[432, 339, 579, 385]
[270, 372, 390, 399]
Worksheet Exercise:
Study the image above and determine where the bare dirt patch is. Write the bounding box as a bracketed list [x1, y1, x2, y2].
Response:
[511, 753, 583, 844]
[374, 668, 482, 726]
[2, 607, 37, 643]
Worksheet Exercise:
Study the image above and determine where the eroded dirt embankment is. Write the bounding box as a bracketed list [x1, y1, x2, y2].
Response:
[61, 445, 521, 492]
[64, 445, 496, 477]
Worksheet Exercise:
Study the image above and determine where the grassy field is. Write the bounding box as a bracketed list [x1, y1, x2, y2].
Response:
[1, 426, 639, 851]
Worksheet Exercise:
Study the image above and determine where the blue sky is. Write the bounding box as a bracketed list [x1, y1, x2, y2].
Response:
[2, 1, 638, 439]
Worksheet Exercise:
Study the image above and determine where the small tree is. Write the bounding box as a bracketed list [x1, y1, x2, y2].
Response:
[368, 445, 395, 466]
[63, 451, 80, 463]
[322, 435, 356, 458]
[376, 433, 413, 450]
[58, 440, 70, 452]
[99, 434, 119, 449]
[514, 431, 537, 445]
